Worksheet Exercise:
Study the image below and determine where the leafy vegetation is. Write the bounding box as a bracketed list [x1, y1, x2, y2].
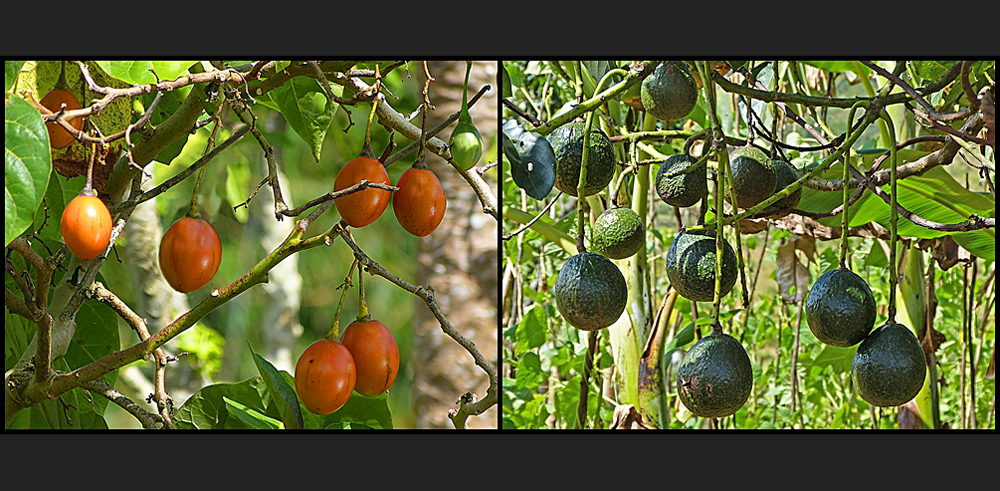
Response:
[502, 60, 995, 430]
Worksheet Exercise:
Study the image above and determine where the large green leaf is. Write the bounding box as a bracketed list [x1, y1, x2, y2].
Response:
[267, 77, 341, 162]
[174, 376, 276, 429]
[799, 158, 994, 261]
[5, 96, 52, 247]
[94, 61, 198, 85]
[5, 60, 25, 93]
[175, 371, 394, 429]
[15, 299, 121, 429]
[514, 305, 548, 356]
[249, 342, 303, 430]
[224, 396, 284, 429]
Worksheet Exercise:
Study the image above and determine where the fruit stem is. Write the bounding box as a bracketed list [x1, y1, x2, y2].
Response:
[415, 61, 433, 168]
[697, 60, 727, 324]
[878, 109, 899, 323]
[840, 102, 867, 270]
[362, 64, 381, 159]
[459, 61, 473, 124]
[327, 260, 357, 341]
[356, 261, 371, 322]
[55, 61, 70, 91]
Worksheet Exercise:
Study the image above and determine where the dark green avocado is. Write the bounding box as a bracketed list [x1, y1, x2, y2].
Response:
[805, 267, 876, 347]
[676, 332, 753, 419]
[726, 146, 776, 210]
[665, 229, 738, 302]
[592, 207, 646, 260]
[548, 122, 617, 197]
[553, 252, 628, 331]
[852, 321, 927, 407]
[656, 153, 708, 208]
[761, 159, 802, 217]
[640, 61, 699, 121]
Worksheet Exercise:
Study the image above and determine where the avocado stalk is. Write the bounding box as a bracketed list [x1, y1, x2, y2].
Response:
[612, 112, 654, 408]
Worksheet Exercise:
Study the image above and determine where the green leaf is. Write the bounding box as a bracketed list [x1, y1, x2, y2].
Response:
[267, 77, 341, 162]
[302, 389, 394, 429]
[515, 305, 548, 356]
[224, 396, 283, 429]
[249, 342, 303, 430]
[5, 60, 25, 93]
[174, 377, 274, 429]
[94, 61, 198, 85]
[515, 351, 544, 391]
[803, 345, 857, 373]
[501, 64, 514, 99]
[503, 119, 556, 199]
[802, 61, 871, 76]
[5, 97, 52, 247]
[800, 159, 995, 261]
[138, 87, 193, 165]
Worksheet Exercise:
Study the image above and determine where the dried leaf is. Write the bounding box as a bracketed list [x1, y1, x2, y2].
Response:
[611, 404, 657, 429]
[776, 240, 811, 304]
[897, 400, 928, 429]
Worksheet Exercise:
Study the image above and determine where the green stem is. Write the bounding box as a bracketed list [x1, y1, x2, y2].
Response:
[879, 109, 899, 322]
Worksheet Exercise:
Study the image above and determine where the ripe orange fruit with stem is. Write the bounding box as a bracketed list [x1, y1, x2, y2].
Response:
[392, 166, 447, 237]
[342, 319, 400, 397]
[295, 339, 357, 415]
[40, 89, 85, 149]
[61, 193, 112, 260]
[334, 156, 392, 228]
[159, 216, 222, 293]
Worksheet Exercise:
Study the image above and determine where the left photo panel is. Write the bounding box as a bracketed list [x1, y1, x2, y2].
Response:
[4, 60, 499, 429]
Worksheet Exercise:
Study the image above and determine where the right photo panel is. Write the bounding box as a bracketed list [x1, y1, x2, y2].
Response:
[500, 60, 996, 430]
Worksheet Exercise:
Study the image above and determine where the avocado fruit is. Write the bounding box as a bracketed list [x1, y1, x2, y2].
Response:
[805, 267, 876, 347]
[676, 332, 753, 419]
[761, 159, 802, 217]
[592, 207, 646, 260]
[655, 153, 708, 208]
[726, 146, 776, 210]
[665, 229, 738, 302]
[852, 321, 927, 407]
[553, 252, 628, 331]
[548, 122, 617, 197]
[640, 61, 699, 121]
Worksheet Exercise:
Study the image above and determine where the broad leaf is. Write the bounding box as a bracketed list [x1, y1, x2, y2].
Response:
[5, 60, 25, 93]
[5, 97, 52, 247]
[249, 342, 303, 430]
[503, 119, 556, 199]
[267, 77, 341, 162]
[95, 61, 198, 85]
[515, 305, 548, 356]
[174, 377, 275, 429]
[224, 396, 283, 429]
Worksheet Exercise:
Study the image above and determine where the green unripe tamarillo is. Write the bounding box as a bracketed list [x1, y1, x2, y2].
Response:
[676, 332, 753, 418]
[655, 153, 708, 208]
[591, 207, 645, 260]
[852, 321, 927, 407]
[449, 61, 484, 170]
[726, 146, 776, 210]
[640, 61, 699, 121]
[553, 252, 628, 331]
[450, 120, 483, 170]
